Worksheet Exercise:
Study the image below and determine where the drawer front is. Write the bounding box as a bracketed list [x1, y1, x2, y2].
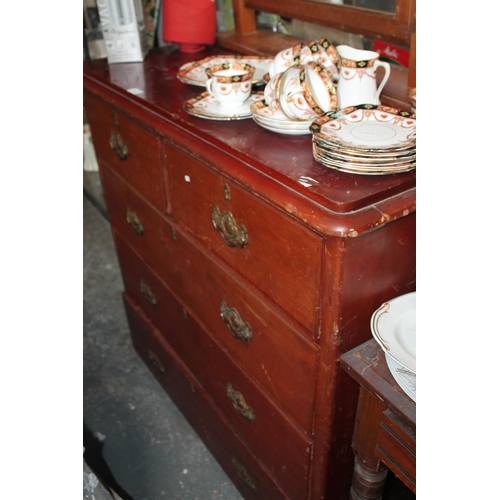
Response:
[123, 293, 291, 500]
[164, 142, 323, 336]
[103, 166, 319, 434]
[376, 410, 416, 493]
[123, 292, 312, 500]
[84, 92, 166, 211]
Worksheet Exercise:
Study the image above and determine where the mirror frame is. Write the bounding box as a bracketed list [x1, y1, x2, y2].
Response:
[244, 0, 415, 45]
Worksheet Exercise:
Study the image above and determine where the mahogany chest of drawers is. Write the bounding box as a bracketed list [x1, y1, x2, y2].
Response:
[83, 46, 416, 500]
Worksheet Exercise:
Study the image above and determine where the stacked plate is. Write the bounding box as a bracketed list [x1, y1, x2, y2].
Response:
[250, 100, 313, 135]
[371, 291, 416, 402]
[310, 104, 416, 175]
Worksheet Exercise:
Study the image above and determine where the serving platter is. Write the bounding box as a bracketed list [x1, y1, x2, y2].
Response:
[178, 55, 274, 86]
[370, 291, 416, 373]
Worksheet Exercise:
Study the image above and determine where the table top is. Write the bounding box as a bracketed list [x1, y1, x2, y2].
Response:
[340, 338, 415, 430]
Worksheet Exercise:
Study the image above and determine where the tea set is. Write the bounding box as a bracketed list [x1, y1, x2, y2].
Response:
[180, 39, 416, 174]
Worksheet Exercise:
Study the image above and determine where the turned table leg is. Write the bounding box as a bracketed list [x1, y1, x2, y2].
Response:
[349, 386, 388, 500]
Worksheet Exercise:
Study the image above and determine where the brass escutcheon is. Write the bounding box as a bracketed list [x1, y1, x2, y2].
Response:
[231, 457, 257, 492]
[126, 208, 144, 235]
[212, 205, 248, 248]
[148, 349, 165, 372]
[226, 383, 255, 423]
[220, 300, 252, 342]
[109, 130, 129, 160]
[140, 280, 158, 306]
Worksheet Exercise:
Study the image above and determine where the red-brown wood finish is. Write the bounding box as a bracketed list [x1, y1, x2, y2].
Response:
[84, 46, 416, 500]
[340, 339, 416, 498]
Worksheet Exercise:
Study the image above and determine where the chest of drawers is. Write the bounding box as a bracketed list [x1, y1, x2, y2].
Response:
[83, 46, 416, 500]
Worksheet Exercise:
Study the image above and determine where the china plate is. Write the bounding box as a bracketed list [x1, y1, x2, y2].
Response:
[310, 104, 416, 150]
[313, 143, 416, 166]
[252, 116, 311, 135]
[312, 136, 416, 160]
[250, 101, 313, 126]
[178, 55, 274, 86]
[385, 353, 416, 402]
[370, 291, 416, 373]
[184, 91, 264, 120]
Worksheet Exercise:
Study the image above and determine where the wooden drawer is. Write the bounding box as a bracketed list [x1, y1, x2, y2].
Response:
[164, 142, 323, 336]
[103, 166, 319, 434]
[99, 165, 172, 274]
[123, 292, 312, 500]
[376, 410, 416, 493]
[84, 91, 166, 211]
[123, 293, 291, 500]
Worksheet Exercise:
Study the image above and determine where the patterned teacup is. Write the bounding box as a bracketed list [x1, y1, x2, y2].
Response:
[279, 66, 324, 121]
[205, 63, 255, 107]
[303, 62, 337, 113]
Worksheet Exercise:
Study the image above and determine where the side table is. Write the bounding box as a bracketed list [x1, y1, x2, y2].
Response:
[340, 339, 416, 499]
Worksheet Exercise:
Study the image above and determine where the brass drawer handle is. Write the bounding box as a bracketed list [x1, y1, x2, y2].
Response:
[226, 383, 255, 423]
[148, 349, 165, 372]
[231, 457, 257, 492]
[109, 130, 129, 160]
[126, 208, 144, 235]
[220, 300, 252, 342]
[140, 280, 158, 306]
[212, 205, 248, 248]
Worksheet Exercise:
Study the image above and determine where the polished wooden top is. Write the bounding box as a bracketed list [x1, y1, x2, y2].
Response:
[83, 46, 416, 236]
[340, 338, 415, 430]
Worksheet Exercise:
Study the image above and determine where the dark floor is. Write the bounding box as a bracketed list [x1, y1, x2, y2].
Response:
[83, 171, 415, 500]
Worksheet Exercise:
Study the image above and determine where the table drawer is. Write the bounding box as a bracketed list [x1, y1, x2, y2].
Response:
[376, 410, 416, 493]
[123, 293, 291, 500]
[123, 292, 312, 500]
[164, 142, 323, 336]
[84, 92, 166, 211]
[113, 230, 318, 435]
[103, 165, 319, 434]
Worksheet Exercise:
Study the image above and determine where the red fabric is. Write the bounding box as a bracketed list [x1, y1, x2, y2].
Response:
[162, 0, 216, 52]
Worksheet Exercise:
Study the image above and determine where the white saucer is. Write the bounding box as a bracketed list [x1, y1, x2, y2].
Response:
[184, 92, 264, 120]
[252, 116, 311, 135]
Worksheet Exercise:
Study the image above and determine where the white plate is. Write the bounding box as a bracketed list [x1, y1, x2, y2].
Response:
[178, 55, 273, 86]
[370, 291, 416, 373]
[184, 91, 264, 120]
[250, 101, 313, 126]
[310, 105, 416, 150]
[312, 145, 416, 175]
[252, 116, 311, 135]
[385, 353, 416, 402]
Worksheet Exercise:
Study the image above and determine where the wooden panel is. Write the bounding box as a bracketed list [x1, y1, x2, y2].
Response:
[123, 291, 312, 500]
[113, 229, 320, 434]
[244, 0, 415, 45]
[84, 92, 166, 211]
[123, 292, 290, 500]
[164, 142, 323, 335]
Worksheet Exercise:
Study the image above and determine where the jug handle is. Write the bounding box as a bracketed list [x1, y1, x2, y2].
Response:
[374, 61, 391, 104]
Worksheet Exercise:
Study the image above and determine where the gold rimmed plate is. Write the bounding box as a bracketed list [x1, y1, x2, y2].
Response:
[184, 91, 264, 121]
[310, 104, 416, 150]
